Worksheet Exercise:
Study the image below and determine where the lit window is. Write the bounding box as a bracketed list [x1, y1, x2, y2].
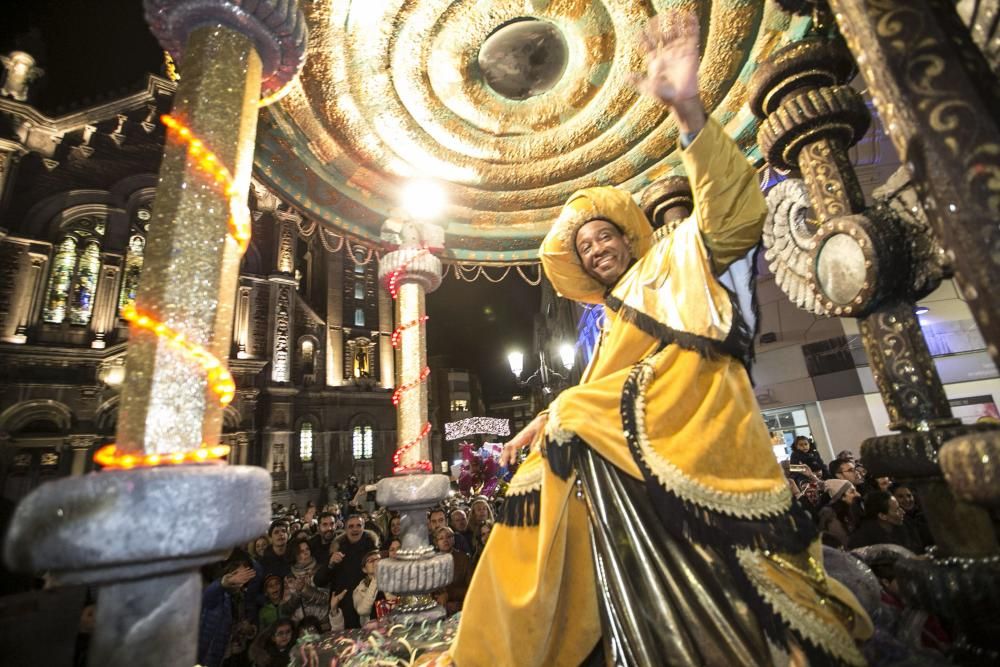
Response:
[43, 237, 78, 323]
[300, 422, 313, 462]
[354, 308, 365, 327]
[118, 234, 146, 311]
[450, 399, 469, 412]
[68, 241, 101, 325]
[352, 425, 374, 459]
[354, 282, 364, 300]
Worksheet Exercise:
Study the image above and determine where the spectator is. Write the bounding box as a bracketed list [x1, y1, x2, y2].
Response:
[388, 514, 402, 542]
[248, 618, 295, 667]
[352, 550, 385, 625]
[892, 483, 934, 549]
[433, 527, 472, 615]
[849, 491, 923, 552]
[313, 514, 379, 628]
[197, 552, 260, 667]
[789, 435, 827, 478]
[308, 512, 337, 560]
[386, 538, 402, 558]
[468, 496, 494, 538]
[830, 458, 870, 508]
[449, 508, 475, 556]
[257, 575, 285, 630]
[796, 480, 822, 521]
[817, 479, 860, 549]
[473, 521, 493, 567]
[249, 536, 270, 561]
[286, 538, 334, 628]
[260, 521, 293, 579]
[427, 508, 447, 545]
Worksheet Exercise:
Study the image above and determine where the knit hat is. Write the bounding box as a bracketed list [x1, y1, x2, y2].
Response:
[824, 478, 854, 504]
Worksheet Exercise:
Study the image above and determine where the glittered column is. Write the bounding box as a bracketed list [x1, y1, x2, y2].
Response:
[115, 25, 260, 458]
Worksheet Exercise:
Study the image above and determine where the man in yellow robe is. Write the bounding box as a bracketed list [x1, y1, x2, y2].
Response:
[448, 11, 872, 667]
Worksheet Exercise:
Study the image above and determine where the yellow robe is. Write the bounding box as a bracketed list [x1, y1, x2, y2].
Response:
[450, 120, 872, 666]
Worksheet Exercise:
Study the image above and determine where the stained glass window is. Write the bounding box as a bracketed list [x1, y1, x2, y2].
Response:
[118, 234, 146, 311]
[43, 237, 77, 323]
[352, 424, 373, 459]
[300, 422, 313, 462]
[69, 241, 101, 325]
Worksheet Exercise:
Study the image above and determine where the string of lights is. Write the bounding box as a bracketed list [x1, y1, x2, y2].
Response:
[94, 115, 247, 470]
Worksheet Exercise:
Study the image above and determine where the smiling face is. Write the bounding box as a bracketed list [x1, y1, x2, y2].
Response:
[574, 219, 633, 286]
[893, 486, 915, 512]
[345, 517, 364, 543]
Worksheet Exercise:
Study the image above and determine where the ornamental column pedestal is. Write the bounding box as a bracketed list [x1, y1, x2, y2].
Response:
[375, 229, 453, 623]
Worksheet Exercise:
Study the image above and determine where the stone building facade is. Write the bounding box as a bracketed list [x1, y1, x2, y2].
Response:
[0, 68, 398, 506]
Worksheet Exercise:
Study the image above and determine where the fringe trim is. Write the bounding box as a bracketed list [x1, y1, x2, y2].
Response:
[736, 548, 867, 666]
[621, 358, 817, 553]
[619, 359, 856, 665]
[497, 488, 542, 527]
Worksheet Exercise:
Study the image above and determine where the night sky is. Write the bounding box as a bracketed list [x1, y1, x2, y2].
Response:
[1, 0, 541, 402]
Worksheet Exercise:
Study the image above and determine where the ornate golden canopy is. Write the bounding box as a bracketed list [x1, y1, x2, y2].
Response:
[253, 0, 812, 262]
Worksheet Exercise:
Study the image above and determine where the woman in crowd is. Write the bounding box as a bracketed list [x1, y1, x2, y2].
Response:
[285, 538, 333, 628]
[467, 496, 494, 539]
[818, 479, 860, 549]
[472, 521, 493, 567]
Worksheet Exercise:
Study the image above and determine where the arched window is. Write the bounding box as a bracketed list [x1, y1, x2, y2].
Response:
[299, 421, 314, 462]
[352, 424, 373, 459]
[354, 308, 365, 327]
[68, 241, 101, 325]
[300, 338, 315, 376]
[118, 234, 146, 311]
[43, 215, 106, 325]
[43, 237, 77, 323]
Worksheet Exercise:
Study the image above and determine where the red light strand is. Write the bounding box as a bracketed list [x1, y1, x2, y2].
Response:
[388, 247, 433, 473]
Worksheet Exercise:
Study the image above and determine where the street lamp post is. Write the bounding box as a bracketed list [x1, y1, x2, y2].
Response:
[507, 344, 576, 401]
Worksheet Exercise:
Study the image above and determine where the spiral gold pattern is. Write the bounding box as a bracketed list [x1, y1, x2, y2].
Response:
[253, 0, 813, 262]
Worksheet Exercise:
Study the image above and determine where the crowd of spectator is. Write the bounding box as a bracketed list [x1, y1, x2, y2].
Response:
[193, 487, 499, 667]
[781, 436, 932, 555]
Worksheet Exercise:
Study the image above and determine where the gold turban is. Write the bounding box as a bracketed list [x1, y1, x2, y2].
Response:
[539, 186, 654, 304]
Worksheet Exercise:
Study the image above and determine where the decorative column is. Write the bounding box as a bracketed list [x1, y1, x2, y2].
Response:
[326, 243, 345, 386]
[89, 255, 122, 349]
[0, 139, 28, 218]
[375, 220, 452, 622]
[1, 244, 46, 344]
[751, 11, 998, 660]
[2, 3, 306, 667]
[378, 279, 395, 389]
[233, 283, 252, 358]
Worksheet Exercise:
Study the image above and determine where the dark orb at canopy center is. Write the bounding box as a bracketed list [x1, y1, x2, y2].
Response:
[478, 19, 568, 101]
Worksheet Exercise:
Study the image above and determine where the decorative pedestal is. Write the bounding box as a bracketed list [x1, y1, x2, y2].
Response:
[376, 473, 453, 622]
[3, 465, 272, 667]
